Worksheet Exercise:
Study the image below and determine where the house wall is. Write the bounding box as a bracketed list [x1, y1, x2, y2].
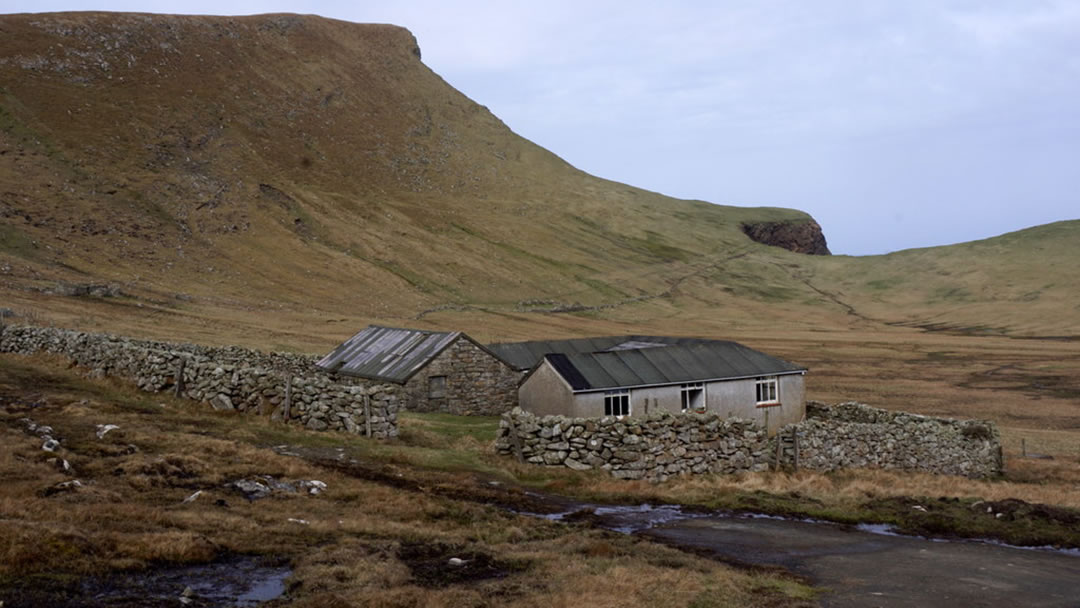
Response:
[706, 373, 805, 435]
[401, 337, 522, 416]
[519, 372, 806, 435]
[517, 361, 575, 416]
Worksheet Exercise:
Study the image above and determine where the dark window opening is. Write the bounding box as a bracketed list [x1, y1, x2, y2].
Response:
[429, 375, 447, 398]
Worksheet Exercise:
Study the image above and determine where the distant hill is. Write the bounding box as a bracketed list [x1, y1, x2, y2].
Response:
[1, 12, 1076, 348]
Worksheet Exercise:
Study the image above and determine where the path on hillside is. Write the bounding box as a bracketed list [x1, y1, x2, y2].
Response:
[540, 502, 1080, 607]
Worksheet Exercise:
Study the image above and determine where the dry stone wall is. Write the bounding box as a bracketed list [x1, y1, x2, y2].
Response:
[776, 402, 1003, 478]
[495, 408, 770, 481]
[0, 324, 398, 437]
[496, 401, 1004, 481]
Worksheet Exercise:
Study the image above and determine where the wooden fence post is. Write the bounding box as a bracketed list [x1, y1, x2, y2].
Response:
[364, 393, 372, 438]
[284, 377, 292, 423]
[775, 436, 783, 471]
[792, 428, 800, 471]
[507, 416, 525, 464]
[174, 358, 186, 398]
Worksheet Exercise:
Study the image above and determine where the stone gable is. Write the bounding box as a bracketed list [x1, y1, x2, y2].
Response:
[401, 337, 522, 415]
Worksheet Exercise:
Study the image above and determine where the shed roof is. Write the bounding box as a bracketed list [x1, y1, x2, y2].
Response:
[487, 335, 714, 371]
[538, 341, 806, 392]
[315, 325, 463, 384]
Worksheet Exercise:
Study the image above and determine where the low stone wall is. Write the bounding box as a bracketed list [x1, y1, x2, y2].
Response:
[0, 324, 398, 437]
[776, 402, 1003, 478]
[495, 408, 770, 481]
[496, 401, 1004, 481]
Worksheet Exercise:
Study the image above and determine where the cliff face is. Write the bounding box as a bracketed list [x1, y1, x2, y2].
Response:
[741, 221, 831, 255]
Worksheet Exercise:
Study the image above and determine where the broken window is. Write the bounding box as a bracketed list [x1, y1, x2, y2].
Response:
[604, 390, 630, 417]
[681, 383, 705, 412]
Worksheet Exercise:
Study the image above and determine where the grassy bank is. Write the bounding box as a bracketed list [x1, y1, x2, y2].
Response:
[0, 354, 816, 607]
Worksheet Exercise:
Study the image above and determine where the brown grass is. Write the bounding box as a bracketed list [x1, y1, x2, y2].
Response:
[0, 354, 815, 606]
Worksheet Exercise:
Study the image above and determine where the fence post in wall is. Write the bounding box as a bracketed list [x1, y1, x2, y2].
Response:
[284, 377, 292, 423]
[793, 428, 800, 471]
[174, 358, 185, 398]
[1021, 438, 1026, 458]
[775, 435, 783, 471]
[364, 393, 372, 438]
[507, 416, 525, 464]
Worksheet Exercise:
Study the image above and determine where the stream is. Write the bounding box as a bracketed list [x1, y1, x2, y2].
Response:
[526, 498, 1080, 607]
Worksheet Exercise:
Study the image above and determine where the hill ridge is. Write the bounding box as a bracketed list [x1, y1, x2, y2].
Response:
[0, 11, 1077, 346]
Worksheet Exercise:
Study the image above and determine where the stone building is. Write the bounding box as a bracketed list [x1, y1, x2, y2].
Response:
[492, 336, 806, 435]
[316, 325, 522, 415]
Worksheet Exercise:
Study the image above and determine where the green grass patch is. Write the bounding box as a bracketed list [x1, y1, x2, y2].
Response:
[0, 223, 43, 261]
[399, 411, 500, 443]
[865, 277, 904, 291]
[928, 286, 974, 303]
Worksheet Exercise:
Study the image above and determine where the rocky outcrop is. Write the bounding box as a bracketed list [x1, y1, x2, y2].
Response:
[742, 220, 831, 255]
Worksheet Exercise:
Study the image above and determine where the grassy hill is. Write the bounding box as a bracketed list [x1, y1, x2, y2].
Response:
[1, 11, 1077, 352]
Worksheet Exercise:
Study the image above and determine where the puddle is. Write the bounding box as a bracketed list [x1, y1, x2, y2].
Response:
[78, 555, 291, 608]
[528, 502, 708, 533]
[398, 542, 516, 587]
[519, 497, 1080, 559]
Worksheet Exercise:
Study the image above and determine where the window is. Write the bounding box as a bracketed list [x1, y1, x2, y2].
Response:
[604, 390, 630, 417]
[428, 375, 447, 398]
[680, 383, 705, 412]
[755, 376, 779, 406]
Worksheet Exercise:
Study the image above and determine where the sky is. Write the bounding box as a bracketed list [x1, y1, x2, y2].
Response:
[7, 1, 1080, 255]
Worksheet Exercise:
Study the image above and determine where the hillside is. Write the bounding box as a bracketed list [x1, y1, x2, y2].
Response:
[1, 11, 1078, 351]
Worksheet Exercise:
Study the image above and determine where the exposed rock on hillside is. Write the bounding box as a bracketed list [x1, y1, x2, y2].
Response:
[742, 220, 831, 255]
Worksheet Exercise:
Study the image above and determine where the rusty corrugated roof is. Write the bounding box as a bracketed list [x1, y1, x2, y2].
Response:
[315, 325, 462, 384]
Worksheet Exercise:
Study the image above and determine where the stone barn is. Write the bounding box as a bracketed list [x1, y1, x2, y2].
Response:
[491, 336, 806, 435]
[316, 325, 522, 415]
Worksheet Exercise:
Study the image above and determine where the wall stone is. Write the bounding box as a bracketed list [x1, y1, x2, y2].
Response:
[0, 324, 398, 438]
[496, 401, 1004, 481]
[495, 408, 770, 481]
[401, 338, 522, 416]
[775, 401, 1003, 478]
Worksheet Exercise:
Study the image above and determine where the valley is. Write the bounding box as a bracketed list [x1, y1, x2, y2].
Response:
[1, 11, 1078, 607]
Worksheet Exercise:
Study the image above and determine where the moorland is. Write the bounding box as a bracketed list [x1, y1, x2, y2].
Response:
[1, 11, 1078, 607]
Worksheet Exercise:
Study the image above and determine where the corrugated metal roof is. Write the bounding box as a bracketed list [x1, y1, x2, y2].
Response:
[541, 341, 806, 392]
[316, 325, 461, 384]
[487, 335, 713, 370]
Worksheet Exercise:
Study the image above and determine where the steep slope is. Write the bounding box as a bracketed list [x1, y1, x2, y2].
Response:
[0, 12, 1077, 349]
[0, 12, 817, 333]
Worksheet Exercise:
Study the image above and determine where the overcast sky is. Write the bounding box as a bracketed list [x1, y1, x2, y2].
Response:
[7, 1, 1080, 255]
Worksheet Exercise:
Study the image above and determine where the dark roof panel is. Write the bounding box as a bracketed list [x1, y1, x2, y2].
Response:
[487, 335, 713, 370]
[316, 325, 461, 384]
[547, 353, 592, 391]
[539, 340, 805, 392]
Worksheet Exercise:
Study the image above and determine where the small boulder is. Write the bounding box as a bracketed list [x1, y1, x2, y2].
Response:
[95, 424, 120, 439]
[211, 394, 235, 411]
